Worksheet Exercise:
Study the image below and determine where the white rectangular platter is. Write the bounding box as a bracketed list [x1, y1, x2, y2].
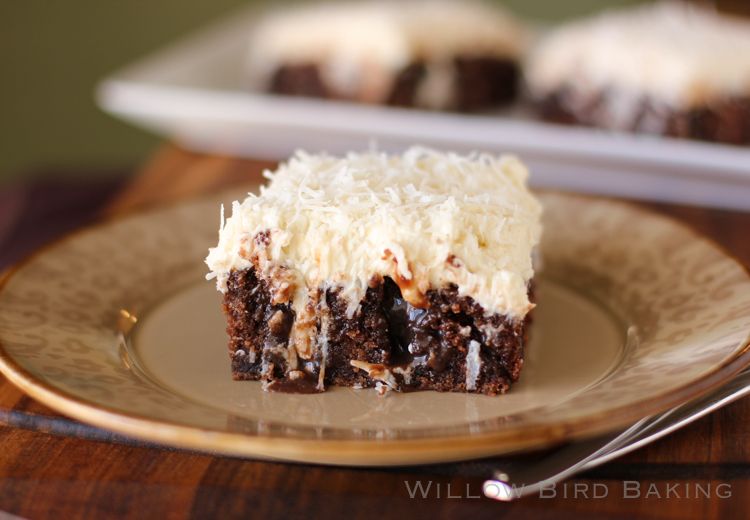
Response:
[97, 5, 750, 211]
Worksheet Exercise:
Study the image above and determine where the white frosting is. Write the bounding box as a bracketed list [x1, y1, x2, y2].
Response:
[205, 147, 541, 321]
[526, 2, 750, 109]
[247, 0, 527, 102]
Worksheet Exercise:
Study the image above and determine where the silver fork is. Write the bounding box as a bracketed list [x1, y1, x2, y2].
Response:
[483, 367, 750, 501]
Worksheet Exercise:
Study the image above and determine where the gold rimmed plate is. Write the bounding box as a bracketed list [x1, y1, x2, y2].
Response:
[1, 191, 749, 465]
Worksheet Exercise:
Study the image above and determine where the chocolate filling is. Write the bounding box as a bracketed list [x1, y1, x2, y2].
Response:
[381, 276, 425, 366]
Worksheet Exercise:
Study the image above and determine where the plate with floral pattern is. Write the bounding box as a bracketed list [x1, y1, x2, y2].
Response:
[1, 190, 749, 465]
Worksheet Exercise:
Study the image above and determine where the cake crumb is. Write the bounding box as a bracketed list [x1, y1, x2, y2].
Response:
[375, 382, 391, 396]
[288, 370, 306, 380]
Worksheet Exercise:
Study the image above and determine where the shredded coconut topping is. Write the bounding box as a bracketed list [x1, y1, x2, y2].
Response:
[205, 146, 541, 320]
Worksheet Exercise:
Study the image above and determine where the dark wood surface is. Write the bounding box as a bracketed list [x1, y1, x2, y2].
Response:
[1, 145, 750, 519]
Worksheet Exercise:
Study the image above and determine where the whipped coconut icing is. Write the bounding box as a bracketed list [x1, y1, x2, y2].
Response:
[205, 147, 541, 327]
[526, 2, 750, 109]
[247, 0, 527, 104]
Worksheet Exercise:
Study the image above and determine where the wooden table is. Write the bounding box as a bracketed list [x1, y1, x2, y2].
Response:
[1, 145, 750, 519]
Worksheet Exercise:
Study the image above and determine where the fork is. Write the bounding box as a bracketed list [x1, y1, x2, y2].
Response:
[483, 366, 750, 501]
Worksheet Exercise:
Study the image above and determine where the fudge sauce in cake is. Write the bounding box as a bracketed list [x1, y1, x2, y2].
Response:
[206, 147, 541, 395]
[526, 2, 750, 144]
[246, 0, 527, 111]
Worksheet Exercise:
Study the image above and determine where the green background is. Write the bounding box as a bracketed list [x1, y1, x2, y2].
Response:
[0, 0, 645, 183]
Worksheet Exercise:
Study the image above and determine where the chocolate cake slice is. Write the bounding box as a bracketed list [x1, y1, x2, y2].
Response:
[206, 147, 542, 395]
[246, 0, 527, 111]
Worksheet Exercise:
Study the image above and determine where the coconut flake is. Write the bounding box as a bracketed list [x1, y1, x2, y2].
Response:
[466, 340, 482, 391]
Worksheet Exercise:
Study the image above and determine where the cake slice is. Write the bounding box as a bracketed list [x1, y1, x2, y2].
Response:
[525, 2, 750, 144]
[246, 0, 527, 111]
[206, 147, 541, 395]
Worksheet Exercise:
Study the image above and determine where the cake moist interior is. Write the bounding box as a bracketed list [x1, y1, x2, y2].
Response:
[224, 268, 529, 395]
[539, 88, 750, 145]
[269, 56, 519, 111]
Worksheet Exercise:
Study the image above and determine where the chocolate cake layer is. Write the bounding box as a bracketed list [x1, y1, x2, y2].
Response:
[224, 268, 528, 395]
[268, 57, 519, 111]
[537, 89, 750, 145]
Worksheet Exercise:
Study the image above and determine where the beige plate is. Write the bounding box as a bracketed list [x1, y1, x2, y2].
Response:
[1, 191, 749, 466]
